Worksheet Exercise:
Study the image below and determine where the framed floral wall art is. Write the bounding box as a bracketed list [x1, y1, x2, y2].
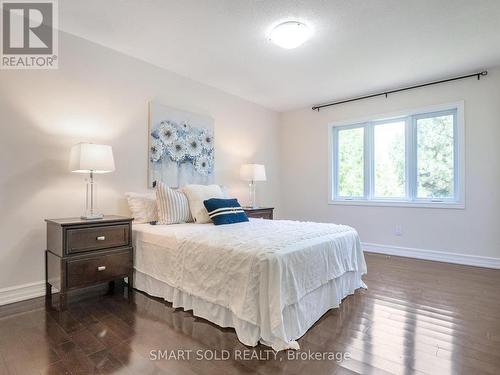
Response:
[148, 102, 215, 187]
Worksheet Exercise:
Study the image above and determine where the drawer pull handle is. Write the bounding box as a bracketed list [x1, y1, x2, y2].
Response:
[97, 266, 106, 271]
[96, 236, 106, 241]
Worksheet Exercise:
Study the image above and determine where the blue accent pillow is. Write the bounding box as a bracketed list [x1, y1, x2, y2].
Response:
[203, 198, 249, 225]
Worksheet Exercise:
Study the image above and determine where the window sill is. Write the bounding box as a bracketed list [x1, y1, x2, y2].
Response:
[328, 199, 465, 209]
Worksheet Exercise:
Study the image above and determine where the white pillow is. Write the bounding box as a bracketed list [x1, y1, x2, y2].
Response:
[125, 192, 157, 224]
[220, 185, 230, 198]
[182, 184, 224, 223]
[156, 181, 193, 224]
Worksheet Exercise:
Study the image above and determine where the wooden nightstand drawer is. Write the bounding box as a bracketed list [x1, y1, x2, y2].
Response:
[66, 249, 132, 289]
[243, 207, 274, 220]
[66, 224, 130, 254]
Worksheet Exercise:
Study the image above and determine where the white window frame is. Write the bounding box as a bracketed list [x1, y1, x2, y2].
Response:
[328, 101, 465, 209]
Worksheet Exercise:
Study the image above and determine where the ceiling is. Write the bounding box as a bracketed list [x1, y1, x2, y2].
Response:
[59, 0, 500, 112]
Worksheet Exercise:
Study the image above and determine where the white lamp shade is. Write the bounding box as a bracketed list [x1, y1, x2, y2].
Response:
[240, 164, 266, 182]
[69, 143, 115, 173]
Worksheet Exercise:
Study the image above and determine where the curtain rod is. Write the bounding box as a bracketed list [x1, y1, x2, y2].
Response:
[311, 70, 488, 111]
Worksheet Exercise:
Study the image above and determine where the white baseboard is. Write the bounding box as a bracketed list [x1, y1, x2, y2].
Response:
[0, 281, 46, 306]
[363, 242, 500, 269]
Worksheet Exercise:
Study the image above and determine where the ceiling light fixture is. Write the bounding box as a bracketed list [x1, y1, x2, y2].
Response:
[268, 21, 312, 49]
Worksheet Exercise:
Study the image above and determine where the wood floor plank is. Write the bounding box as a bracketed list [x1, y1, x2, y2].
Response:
[70, 328, 107, 356]
[40, 360, 72, 375]
[0, 253, 498, 375]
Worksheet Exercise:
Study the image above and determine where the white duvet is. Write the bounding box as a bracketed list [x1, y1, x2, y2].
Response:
[133, 219, 367, 350]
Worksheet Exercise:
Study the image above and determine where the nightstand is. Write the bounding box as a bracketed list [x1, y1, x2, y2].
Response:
[243, 207, 274, 220]
[45, 215, 134, 310]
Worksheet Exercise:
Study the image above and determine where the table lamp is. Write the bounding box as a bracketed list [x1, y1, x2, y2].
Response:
[69, 143, 115, 220]
[240, 164, 266, 208]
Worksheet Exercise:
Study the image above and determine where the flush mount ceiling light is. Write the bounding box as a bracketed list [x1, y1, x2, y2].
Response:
[268, 21, 312, 49]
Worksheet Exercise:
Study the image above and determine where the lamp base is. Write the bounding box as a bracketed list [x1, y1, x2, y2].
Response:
[82, 172, 103, 220]
[248, 181, 257, 209]
[81, 213, 104, 220]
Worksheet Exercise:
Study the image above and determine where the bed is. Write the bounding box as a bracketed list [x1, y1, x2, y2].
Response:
[132, 218, 367, 351]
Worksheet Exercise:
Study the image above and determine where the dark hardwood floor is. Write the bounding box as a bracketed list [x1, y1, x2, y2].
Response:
[1, 253, 499, 375]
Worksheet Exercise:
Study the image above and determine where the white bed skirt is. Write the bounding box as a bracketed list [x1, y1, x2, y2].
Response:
[134, 269, 366, 350]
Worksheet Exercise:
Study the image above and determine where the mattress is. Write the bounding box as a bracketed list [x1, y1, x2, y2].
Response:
[132, 218, 367, 350]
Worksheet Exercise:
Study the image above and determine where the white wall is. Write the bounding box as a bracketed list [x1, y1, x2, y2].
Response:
[0, 32, 281, 293]
[279, 67, 500, 260]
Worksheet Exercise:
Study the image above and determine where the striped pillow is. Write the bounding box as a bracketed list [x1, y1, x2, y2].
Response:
[203, 198, 249, 225]
[156, 181, 193, 224]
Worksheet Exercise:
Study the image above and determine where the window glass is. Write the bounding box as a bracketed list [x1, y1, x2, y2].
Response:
[374, 121, 406, 198]
[416, 114, 454, 199]
[338, 127, 364, 197]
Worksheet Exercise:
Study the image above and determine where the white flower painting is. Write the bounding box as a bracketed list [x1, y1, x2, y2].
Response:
[148, 102, 215, 187]
[167, 139, 188, 162]
[150, 138, 165, 162]
[158, 121, 178, 145]
[194, 155, 212, 175]
[199, 129, 214, 149]
[185, 134, 203, 157]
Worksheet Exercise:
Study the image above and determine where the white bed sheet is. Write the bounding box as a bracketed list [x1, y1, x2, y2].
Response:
[133, 219, 367, 350]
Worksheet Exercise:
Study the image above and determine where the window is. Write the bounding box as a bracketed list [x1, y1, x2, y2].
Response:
[329, 103, 464, 208]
